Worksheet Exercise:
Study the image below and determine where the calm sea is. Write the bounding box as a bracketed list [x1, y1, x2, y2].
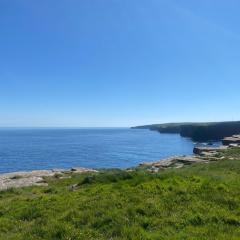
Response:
[0, 128, 196, 173]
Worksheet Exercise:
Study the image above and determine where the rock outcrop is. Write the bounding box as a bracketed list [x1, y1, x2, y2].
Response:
[193, 146, 228, 155]
[222, 135, 240, 145]
[140, 156, 208, 170]
[140, 135, 240, 172]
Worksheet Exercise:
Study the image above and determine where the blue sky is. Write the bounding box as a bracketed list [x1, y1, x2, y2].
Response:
[0, 0, 240, 127]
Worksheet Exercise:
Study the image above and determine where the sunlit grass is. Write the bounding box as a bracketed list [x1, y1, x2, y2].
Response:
[0, 149, 240, 239]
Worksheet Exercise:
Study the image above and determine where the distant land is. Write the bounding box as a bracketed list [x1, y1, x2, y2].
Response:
[132, 121, 240, 142]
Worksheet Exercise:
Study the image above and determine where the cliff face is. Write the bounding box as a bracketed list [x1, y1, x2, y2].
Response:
[158, 126, 181, 134]
[180, 122, 240, 141]
[132, 123, 196, 133]
[133, 121, 240, 141]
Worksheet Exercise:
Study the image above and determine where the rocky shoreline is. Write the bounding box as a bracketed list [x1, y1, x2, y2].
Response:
[140, 136, 240, 172]
[1, 135, 240, 191]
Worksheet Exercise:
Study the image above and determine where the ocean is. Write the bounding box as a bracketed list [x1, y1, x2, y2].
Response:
[0, 128, 196, 173]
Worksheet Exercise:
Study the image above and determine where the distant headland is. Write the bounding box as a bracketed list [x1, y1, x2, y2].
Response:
[132, 121, 240, 141]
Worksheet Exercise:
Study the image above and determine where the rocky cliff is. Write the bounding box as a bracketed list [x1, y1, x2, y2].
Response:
[133, 121, 240, 141]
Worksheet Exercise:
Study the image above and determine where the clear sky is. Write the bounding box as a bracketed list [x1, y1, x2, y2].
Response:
[0, 0, 240, 127]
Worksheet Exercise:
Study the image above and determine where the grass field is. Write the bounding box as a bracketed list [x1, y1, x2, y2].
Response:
[0, 148, 240, 239]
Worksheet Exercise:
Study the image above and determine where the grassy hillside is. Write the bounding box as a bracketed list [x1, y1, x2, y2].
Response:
[1, 149, 240, 239]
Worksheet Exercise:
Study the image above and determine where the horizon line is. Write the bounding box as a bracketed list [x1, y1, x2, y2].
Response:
[0, 120, 240, 129]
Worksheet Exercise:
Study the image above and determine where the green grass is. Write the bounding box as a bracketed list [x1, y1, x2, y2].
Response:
[1, 149, 240, 239]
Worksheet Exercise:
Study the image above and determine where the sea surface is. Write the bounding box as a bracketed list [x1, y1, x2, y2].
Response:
[0, 128, 198, 173]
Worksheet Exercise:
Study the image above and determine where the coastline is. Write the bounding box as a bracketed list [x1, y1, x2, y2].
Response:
[1, 140, 238, 191]
[1, 144, 240, 239]
[0, 128, 195, 173]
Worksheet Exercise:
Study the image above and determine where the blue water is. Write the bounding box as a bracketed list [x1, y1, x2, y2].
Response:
[0, 128, 195, 173]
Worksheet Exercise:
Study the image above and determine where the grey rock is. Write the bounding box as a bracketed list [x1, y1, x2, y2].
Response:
[140, 155, 208, 169]
[0, 167, 97, 191]
[222, 135, 240, 145]
[193, 146, 227, 155]
[71, 167, 98, 173]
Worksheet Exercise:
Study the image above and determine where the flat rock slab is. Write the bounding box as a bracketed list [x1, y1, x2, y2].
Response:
[0, 176, 48, 190]
[71, 167, 98, 173]
[223, 135, 240, 145]
[0, 170, 54, 191]
[1, 170, 57, 179]
[193, 146, 228, 155]
[0, 168, 97, 191]
[140, 156, 207, 169]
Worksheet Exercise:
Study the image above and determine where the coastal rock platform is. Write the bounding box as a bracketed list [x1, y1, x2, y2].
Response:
[141, 142, 234, 172]
[0, 168, 97, 191]
[222, 135, 240, 145]
[140, 156, 209, 172]
[193, 146, 228, 155]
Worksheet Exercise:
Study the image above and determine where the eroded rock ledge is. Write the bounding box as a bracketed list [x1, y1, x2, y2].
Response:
[222, 135, 240, 145]
[140, 139, 240, 172]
